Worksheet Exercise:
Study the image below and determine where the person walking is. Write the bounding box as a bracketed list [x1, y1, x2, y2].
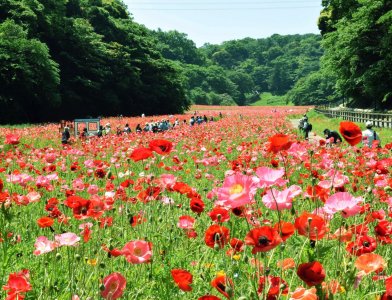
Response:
[362, 121, 381, 147]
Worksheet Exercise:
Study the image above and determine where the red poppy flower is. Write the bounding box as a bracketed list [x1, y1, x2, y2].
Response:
[3, 269, 32, 299]
[94, 168, 106, 178]
[204, 224, 230, 249]
[37, 217, 54, 228]
[101, 272, 126, 300]
[245, 226, 282, 254]
[295, 212, 327, 240]
[129, 147, 153, 162]
[297, 261, 326, 286]
[258, 275, 288, 298]
[211, 275, 234, 299]
[173, 182, 193, 195]
[273, 221, 295, 242]
[5, 134, 20, 145]
[381, 276, 392, 299]
[229, 238, 244, 253]
[268, 134, 292, 153]
[208, 206, 230, 223]
[339, 121, 362, 146]
[149, 139, 173, 155]
[171, 269, 193, 291]
[0, 179, 3, 192]
[190, 197, 205, 214]
[346, 234, 377, 256]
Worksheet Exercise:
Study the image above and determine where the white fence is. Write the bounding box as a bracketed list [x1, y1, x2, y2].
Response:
[315, 107, 392, 128]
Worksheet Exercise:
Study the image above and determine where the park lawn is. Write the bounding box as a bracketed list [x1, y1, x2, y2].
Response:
[306, 109, 392, 145]
[250, 92, 293, 106]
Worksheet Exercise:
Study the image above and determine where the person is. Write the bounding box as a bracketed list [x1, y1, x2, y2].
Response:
[124, 124, 131, 134]
[116, 127, 122, 136]
[61, 126, 70, 144]
[80, 128, 88, 139]
[302, 116, 312, 140]
[323, 129, 342, 145]
[362, 121, 381, 147]
[104, 123, 111, 135]
[135, 124, 142, 133]
[97, 125, 104, 137]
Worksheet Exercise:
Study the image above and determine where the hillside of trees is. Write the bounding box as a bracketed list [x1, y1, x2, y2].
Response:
[0, 0, 189, 123]
[4, 0, 389, 123]
[152, 30, 323, 106]
[0, 0, 325, 123]
[289, 0, 392, 109]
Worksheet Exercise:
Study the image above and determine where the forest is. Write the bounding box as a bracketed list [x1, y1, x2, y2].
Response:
[0, 0, 391, 123]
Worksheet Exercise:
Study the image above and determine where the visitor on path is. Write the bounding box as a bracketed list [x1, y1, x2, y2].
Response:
[362, 121, 381, 147]
[301, 116, 312, 140]
[61, 127, 70, 144]
[323, 129, 342, 145]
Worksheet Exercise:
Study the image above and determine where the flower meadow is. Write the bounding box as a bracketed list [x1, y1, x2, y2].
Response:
[1, 106, 392, 300]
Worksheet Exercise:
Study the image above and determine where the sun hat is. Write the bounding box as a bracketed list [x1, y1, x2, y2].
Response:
[365, 121, 373, 128]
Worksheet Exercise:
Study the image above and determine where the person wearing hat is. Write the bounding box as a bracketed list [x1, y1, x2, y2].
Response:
[362, 121, 381, 147]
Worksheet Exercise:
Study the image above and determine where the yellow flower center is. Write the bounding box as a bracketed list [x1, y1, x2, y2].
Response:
[229, 184, 243, 195]
[134, 247, 142, 256]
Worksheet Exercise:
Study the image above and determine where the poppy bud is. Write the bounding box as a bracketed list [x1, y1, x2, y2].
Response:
[56, 253, 62, 260]
[99, 284, 105, 291]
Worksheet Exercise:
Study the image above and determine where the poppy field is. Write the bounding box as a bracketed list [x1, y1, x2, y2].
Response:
[1, 106, 392, 300]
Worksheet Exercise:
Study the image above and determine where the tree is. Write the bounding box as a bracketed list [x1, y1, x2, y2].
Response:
[0, 19, 60, 123]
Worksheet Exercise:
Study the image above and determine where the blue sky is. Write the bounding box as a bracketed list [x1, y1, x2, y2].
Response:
[123, 0, 323, 46]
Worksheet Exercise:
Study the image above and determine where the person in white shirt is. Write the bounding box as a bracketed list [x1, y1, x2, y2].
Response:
[362, 121, 381, 147]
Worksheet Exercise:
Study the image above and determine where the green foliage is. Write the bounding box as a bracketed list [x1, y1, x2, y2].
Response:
[0, 19, 60, 123]
[250, 92, 291, 106]
[154, 31, 323, 106]
[286, 71, 339, 105]
[319, 0, 392, 109]
[0, 0, 189, 123]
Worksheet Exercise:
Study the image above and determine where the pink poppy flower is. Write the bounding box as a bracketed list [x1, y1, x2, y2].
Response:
[159, 174, 177, 189]
[215, 173, 257, 208]
[122, 240, 152, 264]
[26, 191, 41, 203]
[324, 192, 363, 218]
[255, 167, 287, 188]
[72, 178, 85, 191]
[55, 232, 80, 247]
[87, 184, 99, 195]
[177, 215, 195, 229]
[318, 170, 349, 189]
[262, 185, 302, 211]
[101, 272, 127, 300]
[33, 236, 58, 255]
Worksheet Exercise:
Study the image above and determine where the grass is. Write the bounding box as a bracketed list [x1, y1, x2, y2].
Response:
[250, 92, 293, 106]
[305, 109, 392, 145]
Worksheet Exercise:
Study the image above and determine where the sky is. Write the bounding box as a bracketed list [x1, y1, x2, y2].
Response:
[123, 0, 323, 47]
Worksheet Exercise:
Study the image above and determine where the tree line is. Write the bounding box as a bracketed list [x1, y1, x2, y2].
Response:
[0, 0, 189, 123]
[288, 0, 392, 109]
[3, 0, 388, 123]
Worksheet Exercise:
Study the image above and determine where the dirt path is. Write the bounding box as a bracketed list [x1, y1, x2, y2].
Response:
[290, 119, 324, 144]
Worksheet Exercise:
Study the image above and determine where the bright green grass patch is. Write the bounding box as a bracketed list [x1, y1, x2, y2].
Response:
[307, 109, 392, 145]
[250, 92, 293, 106]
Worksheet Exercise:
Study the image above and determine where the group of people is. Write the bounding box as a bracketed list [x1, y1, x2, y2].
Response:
[299, 114, 381, 147]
